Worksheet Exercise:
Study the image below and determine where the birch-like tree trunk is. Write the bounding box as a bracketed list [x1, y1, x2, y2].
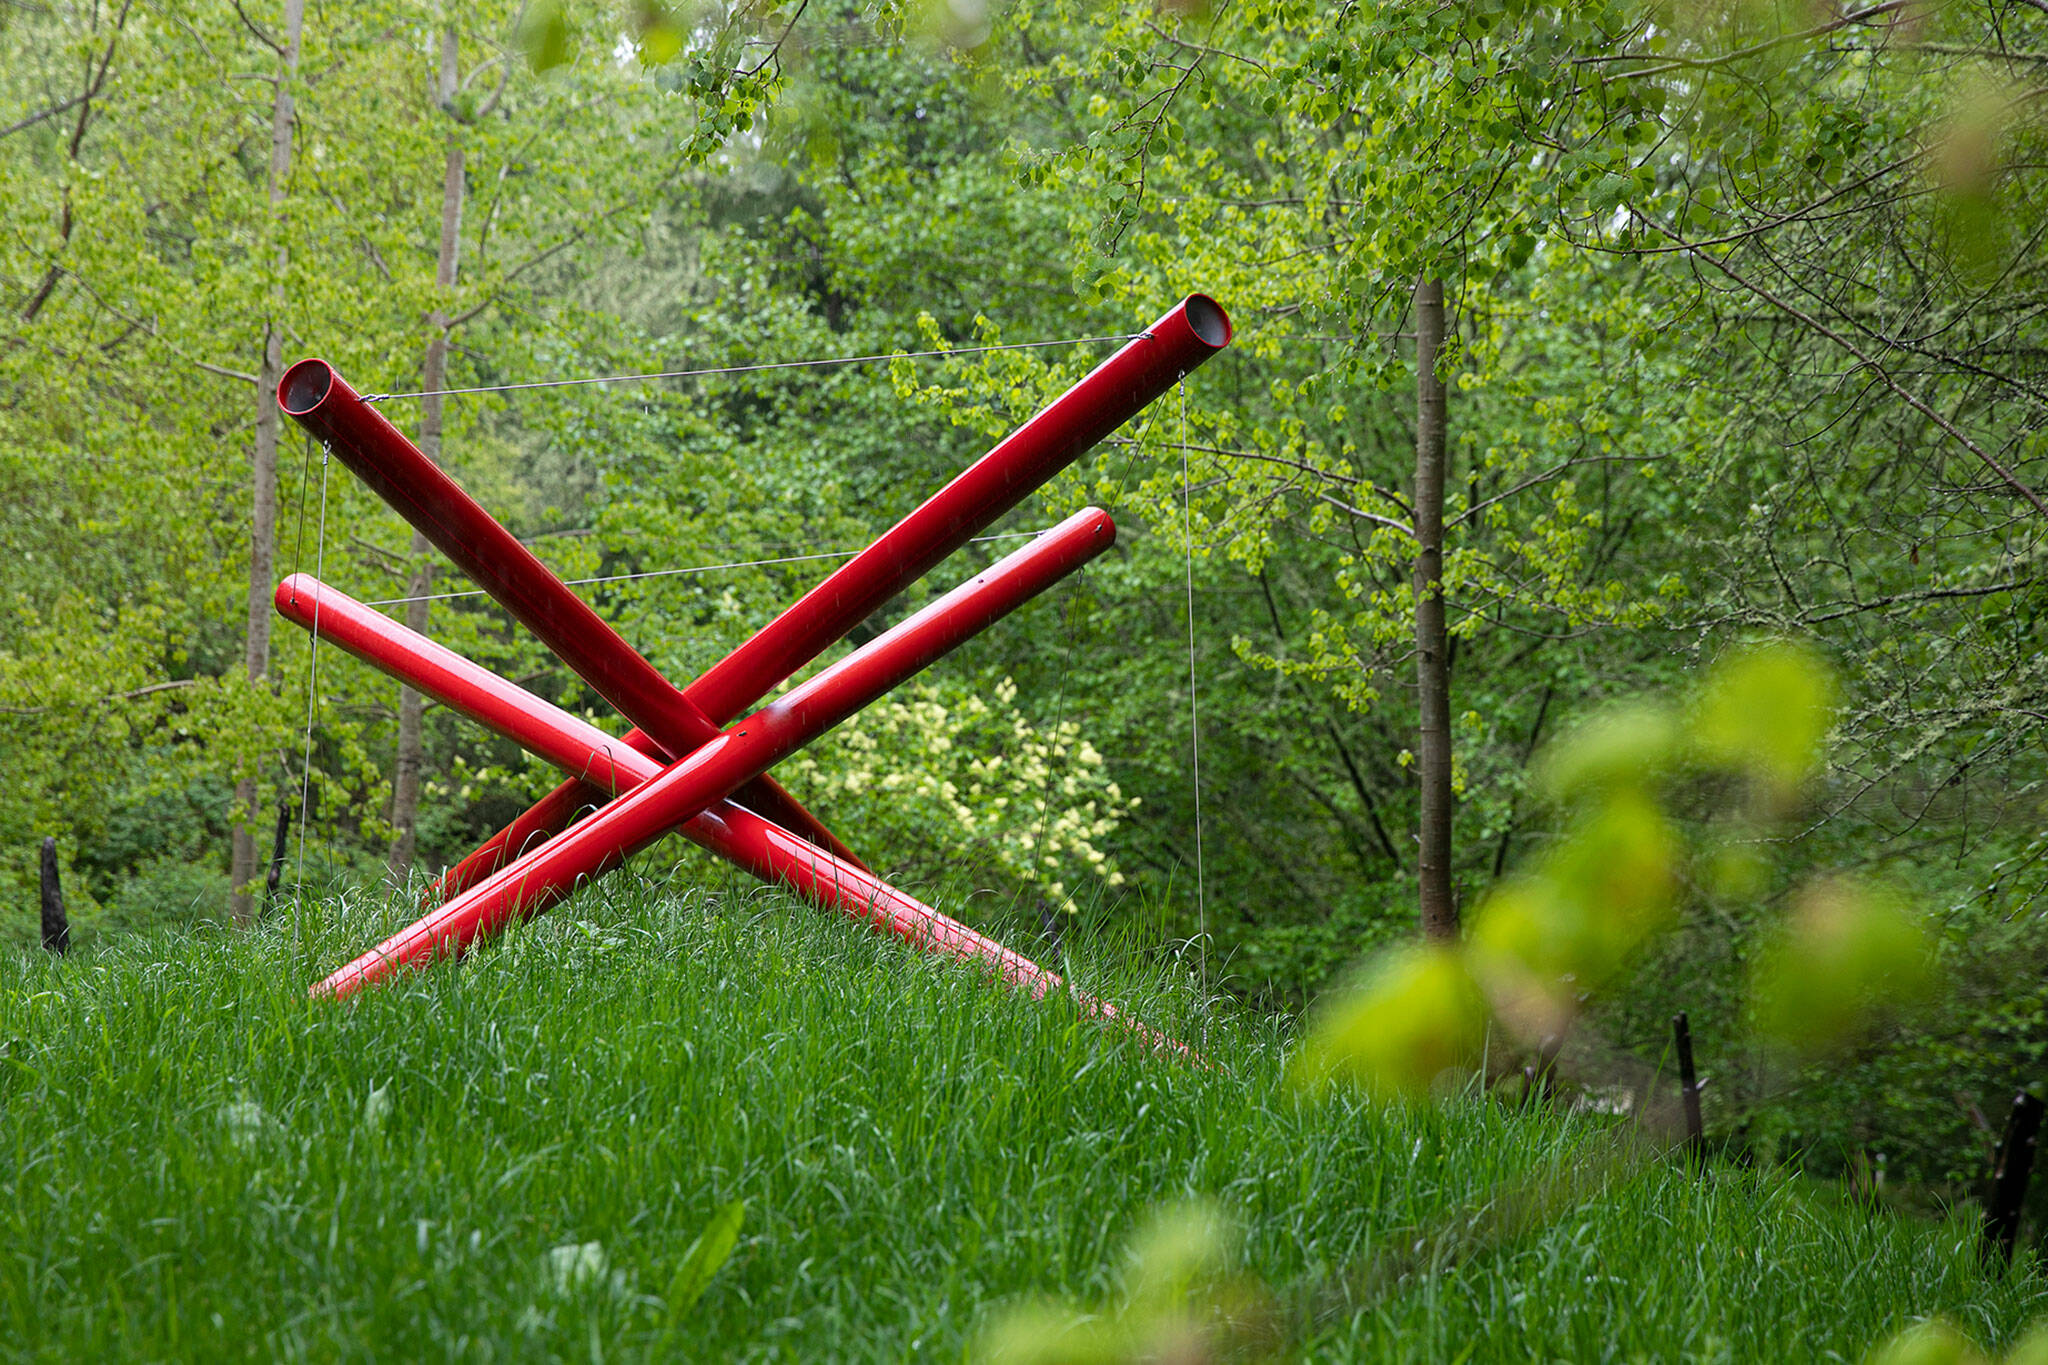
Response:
[229, 0, 306, 927]
[387, 26, 465, 887]
[1412, 275, 1456, 940]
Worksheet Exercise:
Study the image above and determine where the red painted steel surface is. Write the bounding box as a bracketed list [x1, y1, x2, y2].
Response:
[275, 358, 862, 871]
[296, 507, 1114, 996]
[437, 294, 1231, 898]
[687, 294, 1230, 720]
[272, 573, 1168, 1044]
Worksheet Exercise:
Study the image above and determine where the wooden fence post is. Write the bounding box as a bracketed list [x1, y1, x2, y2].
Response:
[1673, 1012, 1705, 1166]
[1984, 1091, 2043, 1263]
[262, 801, 294, 914]
[39, 836, 69, 955]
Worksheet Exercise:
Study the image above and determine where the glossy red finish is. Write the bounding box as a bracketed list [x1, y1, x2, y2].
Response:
[276, 357, 862, 872]
[423, 293, 1230, 898]
[295, 507, 1115, 997]
[688, 295, 1230, 720]
[272, 574, 1107, 1022]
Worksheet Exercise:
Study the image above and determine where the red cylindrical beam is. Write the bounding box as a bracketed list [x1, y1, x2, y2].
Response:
[276, 567, 1181, 1055]
[686, 294, 1230, 719]
[275, 576, 655, 787]
[306, 508, 1115, 997]
[275, 359, 862, 871]
[426, 294, 1230, 900]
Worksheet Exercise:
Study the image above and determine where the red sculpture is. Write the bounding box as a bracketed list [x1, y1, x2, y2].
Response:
[274, 295, 1230, 1023]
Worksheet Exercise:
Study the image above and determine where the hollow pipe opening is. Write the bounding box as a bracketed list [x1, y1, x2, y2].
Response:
[279, 359, 336, 415]
[1183, 294, 1232, 349]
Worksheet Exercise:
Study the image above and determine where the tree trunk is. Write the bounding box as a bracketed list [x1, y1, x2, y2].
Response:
[230, 0, 306, 927]
[1413, 275, 1456, 940]
[388, 28, 465, 887]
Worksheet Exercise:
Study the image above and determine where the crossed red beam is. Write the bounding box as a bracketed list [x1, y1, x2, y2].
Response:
[274, 295, 1230, 1023]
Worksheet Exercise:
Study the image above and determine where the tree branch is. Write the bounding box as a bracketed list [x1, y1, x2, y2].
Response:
[1646, 221, 2048, 523]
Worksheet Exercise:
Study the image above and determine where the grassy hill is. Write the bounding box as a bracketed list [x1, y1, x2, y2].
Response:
[3, 877, 2043, 1361]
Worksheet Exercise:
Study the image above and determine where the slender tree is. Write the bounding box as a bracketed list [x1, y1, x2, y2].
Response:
[230, 0, 307, 926]
[1411, 275, 1454, 939]
[387, 27, 466, 887]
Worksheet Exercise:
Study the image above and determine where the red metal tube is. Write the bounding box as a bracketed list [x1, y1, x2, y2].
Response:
[275, 359, 862, 872]
[272, 578, 1157, 1040]
[272, 574, 1029, 973]
[686, 294, 1230, 719]
[304, 508, 1115, 996]
[434, 294, 1231, 901]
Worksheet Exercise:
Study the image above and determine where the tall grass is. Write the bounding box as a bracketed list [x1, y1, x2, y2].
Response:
[3, 876, 2042, 1360]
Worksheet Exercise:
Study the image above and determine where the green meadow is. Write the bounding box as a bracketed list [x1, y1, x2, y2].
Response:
[4, 881, 2040, 1361]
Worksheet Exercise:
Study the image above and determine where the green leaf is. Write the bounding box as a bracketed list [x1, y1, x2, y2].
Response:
[664, 1200, 745, 1324]
[1533, 701, 1677, 801]
[1751, 879, 1935, 1058]
[640, 21, 685, 66]
[1690, 641, 1837, 797]
[514, 0, 571, 72]
[1291, 945, 1488, 1103]
[1858, 1319, 1986, 1365]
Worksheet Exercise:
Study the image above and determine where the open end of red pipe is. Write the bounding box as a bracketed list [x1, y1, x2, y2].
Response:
[1183, 294, 1232, 349]
[279, 358, 336, 416]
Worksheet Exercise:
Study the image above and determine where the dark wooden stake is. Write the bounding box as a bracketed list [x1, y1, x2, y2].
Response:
[1984, 1091, 2043, 1263]
[39, 836, 69, 955]
[1522, 1032, 1563, 1108]
[1673, 1012, 1704, 1165]
[262, 800, 294, 914]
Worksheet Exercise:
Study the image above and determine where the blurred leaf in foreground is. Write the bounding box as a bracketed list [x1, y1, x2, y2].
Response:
[2004, 1320, 2048, 1365]
[1931, 73, 2021, 284]
[979, 1201, 1247, 1364]
[1752, 879, 1935, 1058]
[514, 0, 571, 71]
[1690, 641, 1837, 802]
[1860, 1317, 1987, 1365]
[1468, 790, 1678, 1041]
[1292, 945, 1487, 1102]
[1533, 700, 1678, 802]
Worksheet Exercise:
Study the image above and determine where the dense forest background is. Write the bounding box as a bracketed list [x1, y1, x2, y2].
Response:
[6, 0, 2048, 1199]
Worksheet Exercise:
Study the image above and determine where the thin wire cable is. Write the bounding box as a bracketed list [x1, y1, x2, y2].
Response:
[294, 442, 332, 926]
[360, 530, 1049, 607]
[1180, 377, 1208, 999]
[359, 333, 1147, 403]
[290, 427, 315, 582]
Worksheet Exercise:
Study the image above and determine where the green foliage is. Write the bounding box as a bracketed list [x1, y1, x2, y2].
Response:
[784, 675, 1135, 912]
[1304, 643, 1938, 1102]
[0, 0, 768, 917]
